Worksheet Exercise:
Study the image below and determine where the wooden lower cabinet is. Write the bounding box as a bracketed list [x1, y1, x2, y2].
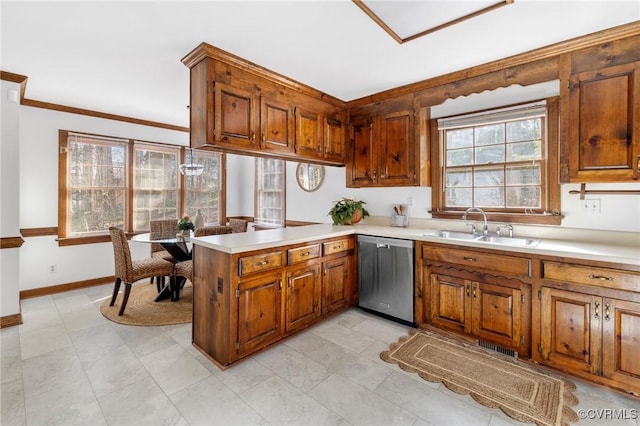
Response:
[429, 272, 527, 355]
[192, 236, 355, 368]
[285, 263, 321, 332]
[321, 256, 350, 315]
[418, 242, 532, 356]
[540, 287, 640, 394]
[237, 272, 282, 357]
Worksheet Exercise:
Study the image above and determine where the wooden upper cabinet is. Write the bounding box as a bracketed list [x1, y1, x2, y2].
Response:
[347, 108, 417, 187]
[566, 61, 640, 182]
[295, 107, 323, 159]
[324, 117, 346, 163]
[260, 97, 294, 153]
[378, 110, 415, 185]
[349, 120, 376, 186]
[183, 48, 346, 165]
[213, 82, 258, 148]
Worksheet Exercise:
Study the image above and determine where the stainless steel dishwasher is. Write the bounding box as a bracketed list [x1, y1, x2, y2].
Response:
[358, 235, 415, 325]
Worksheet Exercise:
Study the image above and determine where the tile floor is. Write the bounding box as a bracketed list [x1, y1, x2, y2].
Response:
[1, 283, 639, 426]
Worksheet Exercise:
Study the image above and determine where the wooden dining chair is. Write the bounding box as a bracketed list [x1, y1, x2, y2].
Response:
[172, 225, 233, 301]
[150, 219, 179, 290]
[108, 227, 175, 315]
[194, 225, 233, 237]
[227, 218, 248, 233]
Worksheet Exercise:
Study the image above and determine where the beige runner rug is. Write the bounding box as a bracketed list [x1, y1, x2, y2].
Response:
[381, 330, 579, 426]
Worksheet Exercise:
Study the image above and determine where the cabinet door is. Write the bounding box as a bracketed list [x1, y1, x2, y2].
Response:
[321, 257, 350, 315]
[349, 121, 376, 186]
[324, 117, 345, 163]
[540, 287, 601, 375]
[567, 62, 640, 182]
[471, 282, 522, 351]
[214, 82, 258, 148]
[285, 263, 321, 332]
[295, 107, 323, 159]
[237, 273, 282, 356]
[429, 273, 469, 334]
[601, 298, 640, 392]
[260, 97, 294, 153]
[378, 110, 416, 185]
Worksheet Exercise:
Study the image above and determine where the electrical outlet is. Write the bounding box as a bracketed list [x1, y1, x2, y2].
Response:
[407, 197, 414, 207]
[581, 199, 601, 215]
[49, 264, 57, 273]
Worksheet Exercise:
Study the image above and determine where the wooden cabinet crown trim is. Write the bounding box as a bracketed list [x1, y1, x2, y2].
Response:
[347, 21, 640, 107]
[182, 42, 345, 108]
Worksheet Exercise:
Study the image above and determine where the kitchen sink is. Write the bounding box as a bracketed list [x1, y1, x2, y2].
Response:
[475, 235, 540, 247]
[424, 230, 481, 240]
[425, 230, 541, 247]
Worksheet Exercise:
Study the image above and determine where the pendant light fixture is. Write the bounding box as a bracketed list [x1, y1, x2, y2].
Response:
[179, 148, 204, 176]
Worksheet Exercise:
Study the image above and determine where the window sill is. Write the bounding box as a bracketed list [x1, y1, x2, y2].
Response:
[430, 210, 563, 226]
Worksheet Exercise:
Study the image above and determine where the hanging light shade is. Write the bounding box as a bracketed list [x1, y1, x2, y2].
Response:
[179, 148, 204, 176]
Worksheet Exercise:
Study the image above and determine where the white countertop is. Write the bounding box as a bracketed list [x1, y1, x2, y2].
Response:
[191, 222, 640, 268]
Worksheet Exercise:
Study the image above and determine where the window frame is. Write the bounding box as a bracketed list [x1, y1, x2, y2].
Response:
[254, 157, 286, 228]
[58, 130, 226, 245]
[430, 97, 562, 225]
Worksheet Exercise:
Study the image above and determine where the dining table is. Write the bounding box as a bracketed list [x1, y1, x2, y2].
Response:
[131, 232, 192, 302]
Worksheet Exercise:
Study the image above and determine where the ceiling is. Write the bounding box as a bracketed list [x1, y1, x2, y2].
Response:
[1, 1, 638, 129]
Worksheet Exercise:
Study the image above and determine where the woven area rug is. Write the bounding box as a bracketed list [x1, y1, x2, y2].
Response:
[100, 282, 192, 326]
[381, 330, 579, 426]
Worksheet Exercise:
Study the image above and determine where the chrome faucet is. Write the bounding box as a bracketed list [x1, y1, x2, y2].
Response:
[496, 224, 514, 238]
[462, 207, 488, 235]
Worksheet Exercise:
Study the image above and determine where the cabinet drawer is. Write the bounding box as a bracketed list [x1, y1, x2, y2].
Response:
[238, 251, 282, 276]
[287, 244, 320, 265]
[422, 246, 531, 277]
[543, 262, 640, 292]
[323, 238, 353, 256]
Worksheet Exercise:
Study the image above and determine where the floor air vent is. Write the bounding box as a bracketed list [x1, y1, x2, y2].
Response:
[477, 340, 518, 359]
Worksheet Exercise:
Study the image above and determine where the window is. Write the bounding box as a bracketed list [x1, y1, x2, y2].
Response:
[59, 130, 225, 244]
[431, 99, 561, 224]
[133, 142, 180, 230]
[63, 133, 128, 236]
[255, 158, 285, 227]
[184, 151, 224, 225]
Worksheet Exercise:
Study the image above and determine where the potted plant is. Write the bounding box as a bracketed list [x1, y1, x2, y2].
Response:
[177, 216, 195, 241]
[328, 198, 370, 225]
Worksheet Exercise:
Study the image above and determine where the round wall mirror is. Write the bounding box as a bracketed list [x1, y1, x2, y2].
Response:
[296, 163, 325, 192]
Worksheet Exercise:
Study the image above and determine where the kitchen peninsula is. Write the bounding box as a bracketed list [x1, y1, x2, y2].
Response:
[191, 221, 640, 396]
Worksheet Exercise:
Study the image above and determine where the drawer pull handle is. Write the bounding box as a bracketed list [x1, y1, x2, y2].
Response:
[300, 251, 310, 257]
[594, 301, 600, 320]
[256, 260, 269, 266]
[589, 274, 615, 281]
[333, 244, 343, 250]
[604, 302, 611, 321]
[463, 257, 476, 262]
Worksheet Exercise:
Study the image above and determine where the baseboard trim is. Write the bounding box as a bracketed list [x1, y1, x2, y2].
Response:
[20, 276, 114, 299]
[0, 313, 23, 328]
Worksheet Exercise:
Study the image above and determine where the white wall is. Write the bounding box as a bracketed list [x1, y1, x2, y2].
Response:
[18, 106, 188, 291]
